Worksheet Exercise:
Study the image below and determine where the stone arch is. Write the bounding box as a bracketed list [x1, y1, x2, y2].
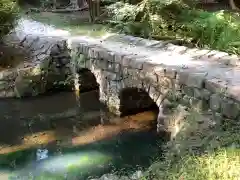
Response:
[119, 87, 159, 117]
[72, 65, 106, 125]
[70, 41, 162, 129]
[74, 67, 99, 93]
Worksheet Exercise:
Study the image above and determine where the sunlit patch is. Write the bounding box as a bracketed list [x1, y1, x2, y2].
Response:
[15, 18, 71, 37]
[120, 111, 156, 123]
[72, 111, 156, 146]
[38, 151, 112, 174]
[7, 151, 111, 179]
[0, 170, 12, 180]
[37, 149, 49, 161]
[0, 110, 157, 154]
[0, 131, 57, 154]
[22, 131, 57, 145]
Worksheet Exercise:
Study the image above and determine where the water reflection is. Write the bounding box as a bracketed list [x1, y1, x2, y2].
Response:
[0, 90, 163, 179]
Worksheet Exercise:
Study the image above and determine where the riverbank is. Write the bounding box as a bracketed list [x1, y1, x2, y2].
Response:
[143, 109, 240, 180]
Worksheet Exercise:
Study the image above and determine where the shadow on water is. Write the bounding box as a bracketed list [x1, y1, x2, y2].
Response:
[0, 89, 164, 179]
[119, 87, 159, 117]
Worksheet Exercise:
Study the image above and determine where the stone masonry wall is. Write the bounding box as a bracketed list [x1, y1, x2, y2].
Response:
[70, 34, 240, 137]
[1, 33, 72, 98]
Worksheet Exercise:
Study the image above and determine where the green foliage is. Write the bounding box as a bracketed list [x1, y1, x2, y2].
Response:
[145, 148, 240, 180]
[179, 10, 240, 53]
[107, 0, 240, 55]
[0, 0, 19, 39]
[142, 110, 240, 180]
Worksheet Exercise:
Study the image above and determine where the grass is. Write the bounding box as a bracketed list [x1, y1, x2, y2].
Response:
[26, 11, 111, 37]
[147, 148, 240, 180]
[142, 109, 240, 180]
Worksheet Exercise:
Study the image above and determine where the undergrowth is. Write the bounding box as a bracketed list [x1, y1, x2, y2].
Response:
[0, 0, 19, 39]
[142, 109, 240, 180]
[107, 0, 240, 55]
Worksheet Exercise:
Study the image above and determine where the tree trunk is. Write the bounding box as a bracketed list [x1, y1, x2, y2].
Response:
[229, 0, 240, 10]
[87, 0, 101, 22]
[78, 0, 88, 8]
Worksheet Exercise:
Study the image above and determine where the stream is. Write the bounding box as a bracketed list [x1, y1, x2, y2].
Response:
[0, 90, 163, 180]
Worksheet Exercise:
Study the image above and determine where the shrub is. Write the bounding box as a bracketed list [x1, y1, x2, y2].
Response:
[107, 0, 240, 55]
[0, 0, 19, 39]
[141, 109, 240, 180]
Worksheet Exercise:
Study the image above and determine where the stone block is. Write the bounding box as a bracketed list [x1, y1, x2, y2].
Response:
[190, 99, 209, 111]
[193, 88, 211, 100]
[122, 75, 142, 89]
[114, 52, 124, 64]
[122, 68, 142, 88]
[5, 88, 15, 97]
[14, 72, 45, 97]
[205, 78, 228, 93]
[115, 63, 122, 73]
[182, 86, 194, 97]
[164, 68, 177, 79]
[87, 47, 98, 59]
[122, 54, 146, 69]
[142, 61, 158, 72]
[0, 81, 9, 91]
[225, 84, 240, 102]
[211, 112, 223, 124]
[178, 71, 190, 85]
[98, 50, 115, 62]
[95, 58, 108, 70]
[81, 43, 89, 55]
[148, 85, 161, 103]
[22, 35, 39, 49]
[0, 70, 18, 81]
[158, 76, 174, 89]
[139, 71, 159, 86]
[209, 94, 221, 112]
[104, 71, 120, 81]
[106, 61, 116, 72]
[221, 98, 239, 119]
[186, 72, 207, 88]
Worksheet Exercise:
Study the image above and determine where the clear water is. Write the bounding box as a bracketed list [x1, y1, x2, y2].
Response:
[0, 90, 163, 179]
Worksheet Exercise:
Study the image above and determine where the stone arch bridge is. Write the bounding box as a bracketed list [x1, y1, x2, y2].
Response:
[3, 20, 240, 139]
[69, 34, 240, 139]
